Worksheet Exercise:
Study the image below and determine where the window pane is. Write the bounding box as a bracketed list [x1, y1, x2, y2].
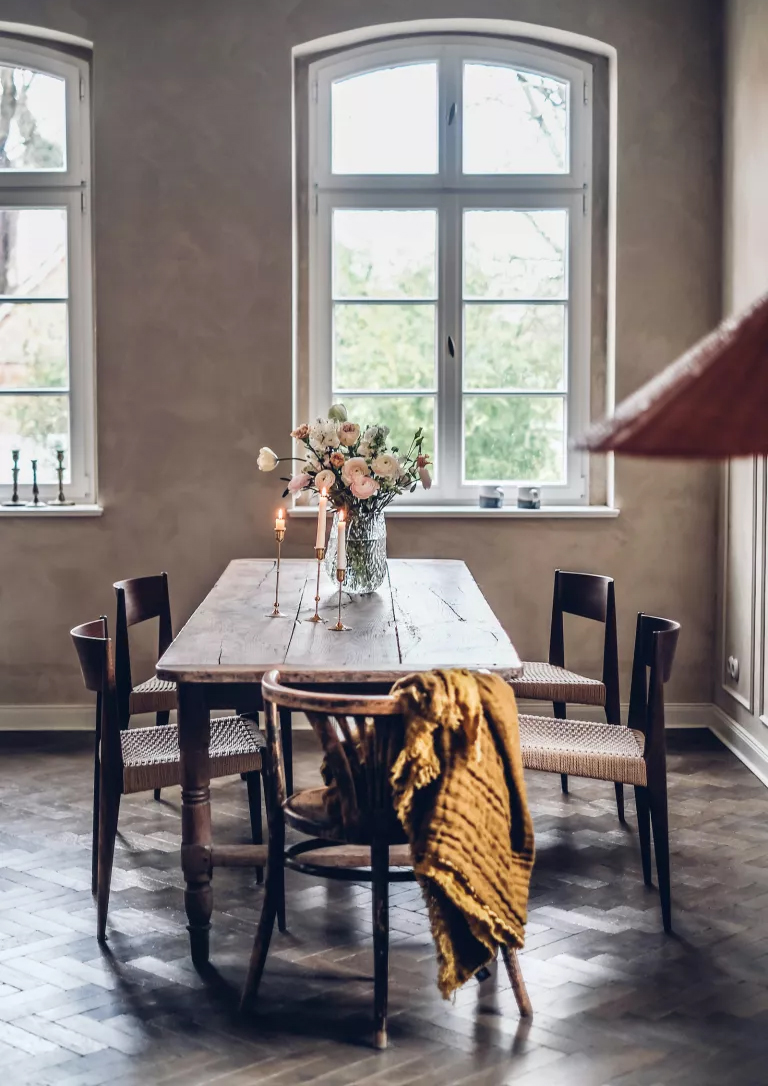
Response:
[0, 66, 66, 170]
[464, 210, 567, 300]
[463, 395, 565, 483]
[0, 394, 69, 482]
[333, 210, 437, 299]
[464, 304, 565, 391]
[332, 63, 438, 174]
[335, 303, 435, 391]
[463, 63, 568, 174]
[0, 302, 68, 389]
[0, 209, 68, 297]
[337, 395, 435, 467]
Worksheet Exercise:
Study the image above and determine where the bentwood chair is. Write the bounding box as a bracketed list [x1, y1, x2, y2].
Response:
[510, 570, 622, 815]
[241, 670, 532, 1050]
[71, 618, 265, 941]
[113, 573, 295, 799]
[519, 614, 680, 931]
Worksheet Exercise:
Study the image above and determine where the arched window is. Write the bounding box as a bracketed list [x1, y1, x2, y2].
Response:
[0, 37, 93, 505]
[307, 36, 592, 506]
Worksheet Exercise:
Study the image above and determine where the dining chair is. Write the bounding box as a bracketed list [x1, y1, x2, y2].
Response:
[71, 617, 266, 941]
[114, 573, 177, 801]
[113, 572, 295, 799]
[241, 670, 532, 1050]
[519, 613, 680, 931]
[510, 570, 623, 816]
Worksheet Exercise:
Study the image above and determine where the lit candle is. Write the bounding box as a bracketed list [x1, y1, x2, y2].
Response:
[275, 508, 286, 532]
[315, 488, 328, 549]
[337, 510, 346, 571]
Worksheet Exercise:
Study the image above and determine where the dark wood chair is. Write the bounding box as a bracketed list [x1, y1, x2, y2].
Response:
[510, 570, 623, 815]
[113, 573, 295, 799]
[71, 617, 266, 941]
[519, 613, 680, 931]
[114, 574, 176, 802]
[241, 670, 532, 1050]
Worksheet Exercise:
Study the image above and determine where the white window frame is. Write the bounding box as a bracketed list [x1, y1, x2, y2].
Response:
[307, 35, 593, 507]
[0, 38, 94, 504]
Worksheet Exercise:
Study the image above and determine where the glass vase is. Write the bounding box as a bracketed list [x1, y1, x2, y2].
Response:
[324, 508, 387, 595]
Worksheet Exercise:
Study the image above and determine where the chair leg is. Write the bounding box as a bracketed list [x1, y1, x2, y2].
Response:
[634, 785, 653, 886]
[96, 788, 120, 943]
[241, 768, 284, 1009]
[246, 770, 264, 884]
[501, 946, 532, 1018]
[279, 707, 293, 796]
[154, 710, 170, 800]
[615, 782, 625, 823]
[560, 773, 568, 794]
[91, 697, 101, 897]
[371, 835, 390, 1050]
[649, 786, 672, 933]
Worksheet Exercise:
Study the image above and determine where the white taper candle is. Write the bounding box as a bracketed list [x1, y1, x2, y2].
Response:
[337, 511, 346, 570]
[315, 489, 328, 549]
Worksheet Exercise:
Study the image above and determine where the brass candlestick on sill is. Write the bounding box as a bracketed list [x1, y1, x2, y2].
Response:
[25, 459, 46, 507]
[268, 527, 286, 617]
[329, 568, 351, 632]
[308, 546, 326, 623]
[2, 449, 20, 506]
[52, 449, 75, 506]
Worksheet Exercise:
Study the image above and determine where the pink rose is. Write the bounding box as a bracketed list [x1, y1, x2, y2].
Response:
[350, 475, 380, 500]
[287, 472, 311, 492]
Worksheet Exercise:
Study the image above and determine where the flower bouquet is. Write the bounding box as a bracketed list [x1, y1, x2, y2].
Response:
[258, 404, 431, 594]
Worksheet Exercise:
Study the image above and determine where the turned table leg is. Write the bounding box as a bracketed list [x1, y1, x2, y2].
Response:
[178, 683, 213, 967]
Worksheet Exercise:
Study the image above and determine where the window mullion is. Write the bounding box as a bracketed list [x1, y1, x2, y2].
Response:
[438, 192, 461, 499]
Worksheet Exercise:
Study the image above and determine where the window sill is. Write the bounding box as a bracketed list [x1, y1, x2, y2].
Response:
[289, 505, 619, 519]
[0, 503, 103, 518]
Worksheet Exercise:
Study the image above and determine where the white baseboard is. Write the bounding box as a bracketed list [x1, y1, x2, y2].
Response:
[0, 700, 716, 732]
[710, 704, 768, 788]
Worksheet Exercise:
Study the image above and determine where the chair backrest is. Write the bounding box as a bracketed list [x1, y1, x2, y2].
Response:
[261, 670, 404, 841]
[627, 614, 681, 765]
[71, 618, 124, 782]
[113, 573, 173, 723]
[549, 569, 620, 723]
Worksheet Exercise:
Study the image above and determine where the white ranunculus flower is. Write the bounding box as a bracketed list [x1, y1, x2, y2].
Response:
[371, 453, 400, 479]
[309, 420, 339, 451]
[314, 468, 336, 492]
[357, 440, 371, 459]
[257, 447, 279, 471]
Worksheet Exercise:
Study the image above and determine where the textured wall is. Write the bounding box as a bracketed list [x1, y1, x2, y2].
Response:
[0, 0, 721, 706]
[716, 0, 768, 750]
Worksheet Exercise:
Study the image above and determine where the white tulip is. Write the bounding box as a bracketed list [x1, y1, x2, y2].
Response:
[257, 447, 278, 472]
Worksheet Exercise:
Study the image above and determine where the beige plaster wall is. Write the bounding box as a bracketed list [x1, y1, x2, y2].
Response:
[715, 0, 768, 748]
[0, 0, 721, 707]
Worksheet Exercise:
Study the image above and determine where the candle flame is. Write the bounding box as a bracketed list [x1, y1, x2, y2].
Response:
[339, 510, 345, 523]
[278, 508, 284, 519]
[321, 488, 327, 497]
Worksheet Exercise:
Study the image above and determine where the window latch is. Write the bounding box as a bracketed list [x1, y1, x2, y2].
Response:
[447, 102, 456, 126]
[447, 335, 455, 358]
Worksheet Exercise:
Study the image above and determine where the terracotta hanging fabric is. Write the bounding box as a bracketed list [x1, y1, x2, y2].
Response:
[577, 290, 768, 459]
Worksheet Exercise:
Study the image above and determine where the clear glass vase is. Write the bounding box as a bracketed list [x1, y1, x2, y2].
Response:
[324, 508, 387, 595]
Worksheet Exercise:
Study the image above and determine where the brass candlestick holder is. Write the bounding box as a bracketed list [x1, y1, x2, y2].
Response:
[308, 547, 326, 622]
[2, 449, 20, 507]
[268, 527, 286, 617]
[52, 449, 74, 506]
[329, 568, 351, 632]
[25, 459, 46, 507]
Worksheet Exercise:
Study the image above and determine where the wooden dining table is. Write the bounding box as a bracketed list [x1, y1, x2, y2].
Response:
[156, 557, 522, 965]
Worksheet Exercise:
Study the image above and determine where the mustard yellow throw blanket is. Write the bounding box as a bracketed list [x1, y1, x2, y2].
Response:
[390, 669, 535, 999]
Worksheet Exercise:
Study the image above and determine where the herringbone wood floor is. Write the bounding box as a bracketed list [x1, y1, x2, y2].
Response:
[0, 728, 766, 1085]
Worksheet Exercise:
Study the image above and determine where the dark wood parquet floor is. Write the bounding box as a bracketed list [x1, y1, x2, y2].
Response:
[0, 728, 767, 1085]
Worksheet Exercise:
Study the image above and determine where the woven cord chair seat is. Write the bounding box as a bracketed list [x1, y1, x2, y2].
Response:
[511, 662, 606, 706]
[121, 716, 264, 794]
[129, 675, 178, 715]
[519, 714, 647, 786]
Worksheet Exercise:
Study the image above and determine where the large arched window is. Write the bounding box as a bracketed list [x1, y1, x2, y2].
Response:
[307, 36, 592, 506]
[0, 37, 93, 505]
